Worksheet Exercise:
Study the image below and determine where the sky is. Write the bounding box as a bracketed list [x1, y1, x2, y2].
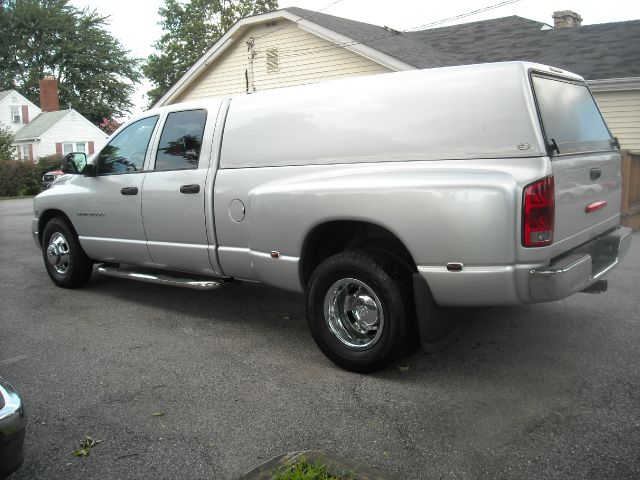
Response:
[68, 0, 640, 116]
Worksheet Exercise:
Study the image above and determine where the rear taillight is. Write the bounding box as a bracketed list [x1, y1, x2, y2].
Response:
[522, 176, 554, 247]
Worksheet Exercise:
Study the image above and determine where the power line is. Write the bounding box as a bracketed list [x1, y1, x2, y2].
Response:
[407, 0, 522, 31]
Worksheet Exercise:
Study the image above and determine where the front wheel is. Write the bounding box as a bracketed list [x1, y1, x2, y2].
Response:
[306, 251, 415, 372]
[42, 218, 93, 288]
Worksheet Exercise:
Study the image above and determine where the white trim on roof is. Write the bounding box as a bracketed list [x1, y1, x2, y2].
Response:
[153, 9, 416, 107]
[295, 20, 415, 72]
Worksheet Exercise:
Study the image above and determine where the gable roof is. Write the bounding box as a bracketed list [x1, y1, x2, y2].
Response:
[408, 16, 640, 80]
[155, 6, 640, 107]
[0, 90, 13, 102]
[13, 110, 70, 141]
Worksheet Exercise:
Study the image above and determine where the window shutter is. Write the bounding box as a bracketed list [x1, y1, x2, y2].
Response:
[28, 144, 34, 162]
[88, 141, 95, 154]
[55, 143, 62, 155]
[21, 106, 29, 124]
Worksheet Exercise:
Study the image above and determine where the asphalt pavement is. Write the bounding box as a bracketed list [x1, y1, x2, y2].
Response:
[1, 197, 639, 479]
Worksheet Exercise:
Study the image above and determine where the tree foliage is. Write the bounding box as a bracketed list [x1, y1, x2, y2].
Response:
[0, 0, 141, 123]
[0, 127, 15, 161]
[144, 0, 278, 106]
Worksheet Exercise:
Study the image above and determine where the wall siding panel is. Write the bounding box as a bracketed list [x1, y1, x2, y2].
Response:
[593, 90, 640, 151]
[173, 21, 392, 103]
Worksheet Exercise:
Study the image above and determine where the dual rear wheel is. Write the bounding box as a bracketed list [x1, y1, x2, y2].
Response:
[306, 250, 417, 372]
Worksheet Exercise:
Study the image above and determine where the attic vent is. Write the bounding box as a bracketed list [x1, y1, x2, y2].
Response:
[265, 20, 278, 28]
[266, 48, 279, 72]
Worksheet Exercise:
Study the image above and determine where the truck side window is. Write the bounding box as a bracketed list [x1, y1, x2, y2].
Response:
[97, 116, 159, 175]
[154, 109, 207, 171]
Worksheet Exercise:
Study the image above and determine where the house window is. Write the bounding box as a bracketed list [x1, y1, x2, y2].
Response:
[20, 145, 29, 161]
[266, 48, 279, 72]
[63, 142, 87, 154]
[10, 106, 20, 123]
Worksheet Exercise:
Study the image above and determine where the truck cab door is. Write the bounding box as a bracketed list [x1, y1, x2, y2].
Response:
[141, 106, 221, 275]
[75, 115, 160, 265]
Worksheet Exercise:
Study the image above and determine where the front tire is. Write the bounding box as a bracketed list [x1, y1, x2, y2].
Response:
[306, 250, 415, 372]
[42, 217, 93, 288]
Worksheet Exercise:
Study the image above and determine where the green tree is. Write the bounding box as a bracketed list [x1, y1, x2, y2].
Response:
[0, 0, 141, 124]
[0, 127, 15, 161]
[144, 0, 278, 106]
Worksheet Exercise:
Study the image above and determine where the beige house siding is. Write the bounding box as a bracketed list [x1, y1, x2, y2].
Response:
[173, 20, 393, 103]
[593, 90, 640, 151]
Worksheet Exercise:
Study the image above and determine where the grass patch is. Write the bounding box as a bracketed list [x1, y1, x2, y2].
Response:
[0, 195, 34, 200]
[273, 459, 346, 480]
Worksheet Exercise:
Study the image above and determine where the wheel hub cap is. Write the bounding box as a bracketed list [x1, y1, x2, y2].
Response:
[324, 278, 384, 350]
[46, 233, 70, 274]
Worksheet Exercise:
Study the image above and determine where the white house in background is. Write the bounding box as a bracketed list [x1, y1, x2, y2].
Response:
[12, 109, 108, 162]
[0, 90, 41, 135]
[1, 77, 108, 162]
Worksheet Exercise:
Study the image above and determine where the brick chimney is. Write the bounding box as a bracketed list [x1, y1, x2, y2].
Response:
[552, 10, 583, 28]
[39, 76, 60, 112]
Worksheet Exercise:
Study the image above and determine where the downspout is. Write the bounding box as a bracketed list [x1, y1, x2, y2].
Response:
[246, 37, 256, 93]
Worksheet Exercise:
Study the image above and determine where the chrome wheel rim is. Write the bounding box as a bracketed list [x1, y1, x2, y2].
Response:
[323, 278, 384, 350]
[46, 232, 71, 275]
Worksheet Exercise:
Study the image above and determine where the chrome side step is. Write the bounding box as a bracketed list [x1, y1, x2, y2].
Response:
[96, 264, 228, 290]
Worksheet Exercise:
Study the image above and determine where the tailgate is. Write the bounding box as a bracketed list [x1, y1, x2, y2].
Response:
[531, 74, 621, 251]
[553, 150, 621, 244]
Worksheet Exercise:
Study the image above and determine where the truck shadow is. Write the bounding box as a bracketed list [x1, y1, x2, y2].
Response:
[83, 272, 595, 381]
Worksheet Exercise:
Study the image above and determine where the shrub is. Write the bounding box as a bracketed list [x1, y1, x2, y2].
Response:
[0, 160, 38, 196]
[0, 154, 64, 197]
[36, 154, 64, 177]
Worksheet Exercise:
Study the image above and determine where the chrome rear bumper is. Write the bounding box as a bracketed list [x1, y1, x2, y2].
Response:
[0, 378, 26, 478]
[529, 227, 632, 302]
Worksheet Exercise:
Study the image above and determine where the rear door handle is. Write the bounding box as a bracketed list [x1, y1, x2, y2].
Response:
[120, 187, 138, 195]
[180, 184, 200, 194]
[590, 167, 601, 181]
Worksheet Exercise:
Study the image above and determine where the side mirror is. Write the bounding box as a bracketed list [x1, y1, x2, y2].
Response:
[61, 152, 87, 174]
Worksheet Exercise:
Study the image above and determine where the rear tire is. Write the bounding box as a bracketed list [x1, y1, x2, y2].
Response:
[306, 250, 415, 372]
[42, 217, 93, 288]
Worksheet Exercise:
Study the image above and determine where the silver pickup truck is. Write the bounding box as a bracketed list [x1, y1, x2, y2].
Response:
[32, 62, 632, 372]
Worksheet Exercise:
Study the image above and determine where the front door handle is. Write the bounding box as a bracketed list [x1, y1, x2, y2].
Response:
[180, 184, 200, 194]
[590, 167, 601, 181]
[120, 187, 138, 195]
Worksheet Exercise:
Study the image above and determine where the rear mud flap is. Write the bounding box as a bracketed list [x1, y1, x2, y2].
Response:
[412, 274, 461, 353]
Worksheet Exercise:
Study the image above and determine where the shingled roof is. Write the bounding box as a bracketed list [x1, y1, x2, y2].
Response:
[284, 7, 640, 80]
[13, 110, 70, 141]
[408, 16, 640, 80]
[0, 90, 13, 102]
[283, 6, 462, 69]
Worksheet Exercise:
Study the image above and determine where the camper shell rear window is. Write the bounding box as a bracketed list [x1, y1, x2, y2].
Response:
[531, 74, 613, 155]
